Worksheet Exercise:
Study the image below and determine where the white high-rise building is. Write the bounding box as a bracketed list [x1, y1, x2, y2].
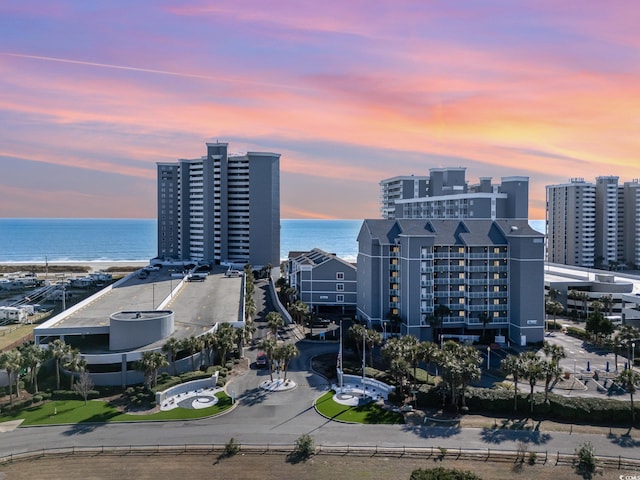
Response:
[546, 176, 640, 268]
[157, 141, 280, 267]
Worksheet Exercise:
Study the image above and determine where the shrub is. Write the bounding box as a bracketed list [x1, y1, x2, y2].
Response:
[293, 434, 315, 459]
[32, 394, 43, 404]
[575, 442, 596, 475]
[216, 379, 226, 387]
[224, 361, 234, 370]
[223, 437, 240, 457]
[528, 451, 537, 465]
[410, 467, 482, 480]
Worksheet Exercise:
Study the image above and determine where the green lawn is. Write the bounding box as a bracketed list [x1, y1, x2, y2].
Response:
[0, 392, 233, 426]
[314, 391, 404, 424]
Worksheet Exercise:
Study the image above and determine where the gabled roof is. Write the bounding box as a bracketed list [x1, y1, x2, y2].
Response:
[360, 218, 540, 246]
[289, 248, 356, 270]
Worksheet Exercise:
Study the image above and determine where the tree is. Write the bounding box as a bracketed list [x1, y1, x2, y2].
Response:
[479, 311, 490, 343]
[182, 336, 203, 372]
[266, 311, 285, 338]
[64, 348, 87, 389]
[349, 324, 366, 361]
[435, 341, 481, 409]
[135, 351, 169, 390]
[540, 359, 562, 403]
[258, 337, 277, 381]
[520, 352, 544, 415]
[569, 289, 589, 318]
[365, 328, 383, 367]
[212, 323, 236, 366]
[382, 337, 410, 392]
[275, 343, 299, 380]
[244, 295, 257, 321]
[542, 341, 566, 365]
[502, 354, 525, 411]
[600, 294, 614, 316]
[616, 367, 640, 425]
[433, 304, 450, 343]
[236, 318, 256, 356]
[545, 301, 564, 330]
[0, 350, 22, 405]
[162, 337, 181, 375]
[20, 343, 45, 393]
[419, 341, 438, 385]
[72, 370, 94, 405]
[48, 338, 70, 390]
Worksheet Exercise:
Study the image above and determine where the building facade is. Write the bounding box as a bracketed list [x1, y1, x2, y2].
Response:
[547, 176, 640, 268]
[286, 248, 357, 313]
[357, 218, 545, 345]
[380, 168, 529, 221]
[157, 141, 280, 267]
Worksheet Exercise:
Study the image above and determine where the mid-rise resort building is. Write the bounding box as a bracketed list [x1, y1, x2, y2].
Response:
[380, 167, 529, 221]
[357, 218, 545, 345]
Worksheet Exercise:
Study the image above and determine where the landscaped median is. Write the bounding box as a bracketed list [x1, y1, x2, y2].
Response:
[314, 391, 404, 424]
[0, 391, 232, 426]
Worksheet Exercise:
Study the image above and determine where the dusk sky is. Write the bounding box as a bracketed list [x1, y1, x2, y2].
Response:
[1, 1, 638, 220]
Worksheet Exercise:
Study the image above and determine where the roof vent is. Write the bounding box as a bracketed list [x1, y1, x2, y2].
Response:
[510, 226, 518, 232]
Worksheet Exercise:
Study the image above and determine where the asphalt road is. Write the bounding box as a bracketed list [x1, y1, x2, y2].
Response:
[1, 284, 639, 460]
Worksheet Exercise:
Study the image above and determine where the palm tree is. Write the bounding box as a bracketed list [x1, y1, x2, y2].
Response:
[182, 336, 203, 372]
[365, 329, 382, 367]
[64, 349, 87, 389]
[542, 342, 566, 366]
[349, 324, 366, 361]
[21, 343, 45, 393]
[275, 343, 299, 381]
[258, 337, 277, 381]
[135, 351, 169, 390]
[479, 311, 490, 343]
[0, 350, 22, 405]
[419, 341, 438, 385]
[502, 354, 525, 411]
[162, 337, 181, 375]
[545, 301, 564, 330]
[433, 304, 450, 343]
[212, 323, 235, 366]
[435, 341, 481, 409]
[616, 367, 640, 425]
[200, 332, 216, 367]
[244, 295, 257, 321]
[520, 352, 544, 415]
[600, 294, 614, 316]
[266, 311, 285, 338]
[382, 337, 409, 392]
[48, 338, 70, 390]
[540, 359, 561, 403]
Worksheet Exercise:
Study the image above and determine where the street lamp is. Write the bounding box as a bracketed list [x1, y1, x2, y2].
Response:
[486, 346, 491, 371]
[633, 342, 636, 367]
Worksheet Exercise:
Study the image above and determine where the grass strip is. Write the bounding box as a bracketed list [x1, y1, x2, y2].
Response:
[315, 391, 404, 424]
[0, 392, 232, 425]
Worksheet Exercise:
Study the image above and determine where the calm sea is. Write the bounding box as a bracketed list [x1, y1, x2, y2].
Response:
[0, 218, 545, 264]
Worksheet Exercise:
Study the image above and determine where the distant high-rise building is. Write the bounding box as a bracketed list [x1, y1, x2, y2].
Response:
[380, 167, 529, 220]
[156, 141, 280, 267]
[546, 176, 640, 268]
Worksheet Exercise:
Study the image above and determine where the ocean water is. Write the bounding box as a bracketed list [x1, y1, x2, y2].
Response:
[0, 218, 545, 264]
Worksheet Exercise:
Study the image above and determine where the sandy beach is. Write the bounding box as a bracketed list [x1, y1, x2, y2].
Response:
[0, 261, 148, 274]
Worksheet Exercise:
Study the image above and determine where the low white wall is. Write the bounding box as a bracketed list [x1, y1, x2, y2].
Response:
[155, 372, 219, 406]
[338, 373, 395, 400]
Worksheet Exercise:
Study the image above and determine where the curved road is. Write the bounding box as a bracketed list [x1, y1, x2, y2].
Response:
[1, 280, 639, 459]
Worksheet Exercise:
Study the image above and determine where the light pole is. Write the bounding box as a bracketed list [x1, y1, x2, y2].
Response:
[633, 342, 636, 368]
[152, 283, 155, 310]
[383, 321, 387, 340]
[486, 346, 491, 371]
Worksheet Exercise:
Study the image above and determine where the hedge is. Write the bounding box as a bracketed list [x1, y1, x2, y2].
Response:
[415, 385, 639, 425]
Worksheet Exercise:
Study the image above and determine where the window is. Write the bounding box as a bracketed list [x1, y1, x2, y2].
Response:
[337, 294, 344, 303]
[336, 272, 344, 280]
[336, 283, 344, 291]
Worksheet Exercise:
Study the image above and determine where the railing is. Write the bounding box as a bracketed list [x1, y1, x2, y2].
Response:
[5, 443, 635, 469]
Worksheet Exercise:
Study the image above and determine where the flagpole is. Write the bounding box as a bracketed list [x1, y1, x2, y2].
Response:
[338, 319, 343, 389]
[362, 331, 366, 383]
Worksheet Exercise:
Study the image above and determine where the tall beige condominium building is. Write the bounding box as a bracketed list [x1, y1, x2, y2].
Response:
[546, 176, 640, 268]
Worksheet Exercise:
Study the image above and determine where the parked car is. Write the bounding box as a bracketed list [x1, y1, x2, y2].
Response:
[256, 352, 268, 368]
